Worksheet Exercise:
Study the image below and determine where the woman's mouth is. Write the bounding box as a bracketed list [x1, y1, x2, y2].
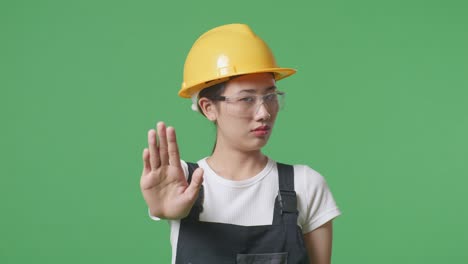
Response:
[252, 125, 271, 137]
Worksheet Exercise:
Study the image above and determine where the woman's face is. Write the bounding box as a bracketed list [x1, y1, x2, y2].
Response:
[213, 73, 279, 152]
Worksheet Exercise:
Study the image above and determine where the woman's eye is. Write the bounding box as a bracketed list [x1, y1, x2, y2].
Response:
[239, 97, 255, 103]
[264, 94, 277, 102]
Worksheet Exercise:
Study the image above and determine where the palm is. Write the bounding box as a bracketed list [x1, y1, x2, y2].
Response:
[140, 122, 203, 219]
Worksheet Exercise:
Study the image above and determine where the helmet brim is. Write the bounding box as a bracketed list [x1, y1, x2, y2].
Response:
[178, 67, 296, 98]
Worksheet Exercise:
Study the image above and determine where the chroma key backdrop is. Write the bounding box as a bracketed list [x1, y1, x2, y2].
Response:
[1, 0, 467, 263]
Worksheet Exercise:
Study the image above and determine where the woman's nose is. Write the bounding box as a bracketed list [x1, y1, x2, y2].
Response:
[254, 103, 271, 120]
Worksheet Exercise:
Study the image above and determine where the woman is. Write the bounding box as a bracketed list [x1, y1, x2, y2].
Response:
[140, 24, 341, 264]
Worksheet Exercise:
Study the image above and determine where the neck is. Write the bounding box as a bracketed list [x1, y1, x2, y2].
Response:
[207, 145, 268, 181]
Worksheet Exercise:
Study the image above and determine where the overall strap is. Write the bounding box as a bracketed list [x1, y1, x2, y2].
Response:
[277, 163, 298, 214]
[184, 162, 204, 221]
[273, 163, 298, 225]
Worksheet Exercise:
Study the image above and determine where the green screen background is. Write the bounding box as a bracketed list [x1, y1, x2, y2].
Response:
[1, 0, 467, 263]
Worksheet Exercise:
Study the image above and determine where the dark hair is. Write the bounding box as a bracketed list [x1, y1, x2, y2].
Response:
[196, 82, 226, 115]
[196, 81, 227, 153]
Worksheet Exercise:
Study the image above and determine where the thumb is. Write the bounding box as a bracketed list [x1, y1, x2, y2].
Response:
[184, 168, 204, 202]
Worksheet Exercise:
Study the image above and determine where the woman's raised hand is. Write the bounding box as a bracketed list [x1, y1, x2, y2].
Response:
[140, 122, 204, 220]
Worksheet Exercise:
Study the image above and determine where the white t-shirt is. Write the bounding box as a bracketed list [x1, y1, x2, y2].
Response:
[150, 157, 341, 264]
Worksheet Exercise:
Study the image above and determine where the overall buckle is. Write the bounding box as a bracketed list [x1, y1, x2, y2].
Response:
[278, 190, 298, 214]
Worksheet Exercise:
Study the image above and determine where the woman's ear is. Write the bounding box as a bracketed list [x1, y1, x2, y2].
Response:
[198, 98, 217, 122]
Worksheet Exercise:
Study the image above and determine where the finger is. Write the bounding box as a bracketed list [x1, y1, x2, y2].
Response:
[142, 148, 151, 174]
[184, 168, 204, 202]
[148, 129, 160, 169]
[167, 126, 181, 168]
[157, 122, 169, 165]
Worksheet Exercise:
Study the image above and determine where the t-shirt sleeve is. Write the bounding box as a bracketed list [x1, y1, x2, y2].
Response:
[301, 165, 341, 234]
[148, 160, 189, 221]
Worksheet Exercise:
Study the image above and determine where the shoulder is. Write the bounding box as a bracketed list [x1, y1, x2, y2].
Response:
[288, 163, 334, 206]
[272, 161, 329, 195]
[287, 163, 327, 187]
[269, 159, 327, 185]
[285, 163, 341, 232]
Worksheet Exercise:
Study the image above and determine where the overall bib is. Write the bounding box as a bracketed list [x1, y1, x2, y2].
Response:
[175, 162, 310, 264]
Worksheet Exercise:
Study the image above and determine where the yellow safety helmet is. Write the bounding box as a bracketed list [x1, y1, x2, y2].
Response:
[178, 23, 296, 98]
